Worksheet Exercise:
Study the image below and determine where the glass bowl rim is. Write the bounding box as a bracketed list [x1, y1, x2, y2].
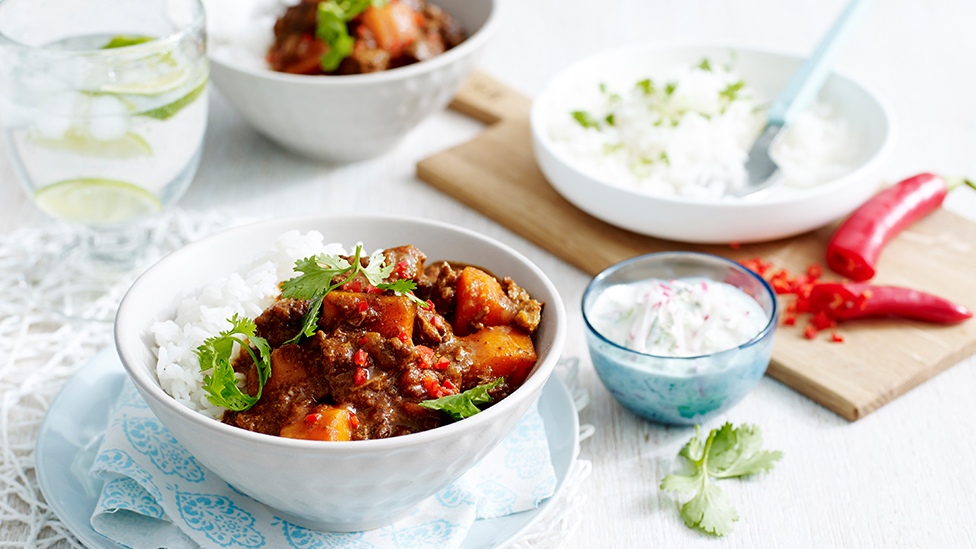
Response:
[0, 0, 205, 55]
[581, 250, 778, 362]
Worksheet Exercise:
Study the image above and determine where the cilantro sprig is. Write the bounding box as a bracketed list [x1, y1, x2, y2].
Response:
[316, 0, 388, 72]
[419, 377, 503, 420]
[660, 423, 782, 536]
[196, 315, 271, 411]
[281, 245, 428, 345]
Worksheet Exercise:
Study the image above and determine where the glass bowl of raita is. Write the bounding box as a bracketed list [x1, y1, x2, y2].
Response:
[582, 252, 777, 424]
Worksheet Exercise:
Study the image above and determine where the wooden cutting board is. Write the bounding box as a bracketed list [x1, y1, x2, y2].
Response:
[418, 71, 976, 422]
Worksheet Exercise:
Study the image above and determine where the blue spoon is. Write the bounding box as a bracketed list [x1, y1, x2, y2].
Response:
[731, 0, 874, 197]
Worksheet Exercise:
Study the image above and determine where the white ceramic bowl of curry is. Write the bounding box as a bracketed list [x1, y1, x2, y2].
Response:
[115, 215, 566, 531]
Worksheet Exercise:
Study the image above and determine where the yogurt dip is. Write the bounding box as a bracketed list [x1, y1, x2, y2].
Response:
[587, 277, 768, 358]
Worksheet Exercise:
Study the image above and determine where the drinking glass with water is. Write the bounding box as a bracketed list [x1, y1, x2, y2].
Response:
[0, 0, 208, 321]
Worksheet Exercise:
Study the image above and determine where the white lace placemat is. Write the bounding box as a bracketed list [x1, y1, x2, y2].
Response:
[0, 211, 592, 549]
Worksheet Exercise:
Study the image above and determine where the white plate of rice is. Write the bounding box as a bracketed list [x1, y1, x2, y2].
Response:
[530, 45, 893, 243]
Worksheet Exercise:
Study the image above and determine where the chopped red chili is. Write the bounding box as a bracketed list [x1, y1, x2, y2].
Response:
[305, 413, 321, 425]
[348, 412, 360, 429]
[343, 280, 363, 293]
[433, 357, 450, 370]
[354, 367, 368, 385]
[416, 345, 435, 369]
[803, 325, 818, 339]
[397, 329, 409, 343]
[357, 301, 369, 313]
[830, 332, 845, 343]
[354, 348, 368, 367]
[366, 285, 384, 295]
[393, 260, 409, 279]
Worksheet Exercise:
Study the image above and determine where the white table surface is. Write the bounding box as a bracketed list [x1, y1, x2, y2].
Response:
[3, 0, 976, 547]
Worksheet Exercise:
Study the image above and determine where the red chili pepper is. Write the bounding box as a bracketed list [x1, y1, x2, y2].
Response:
[830, 332, 845, 343]
[442, 379, 459, 393]
[305, 413, 321, 425]
[348, 411, 360, 429]
[366, 285, 384, 295]
[803, 325, 818, 339]
[808, 283, 972, 324]
[343, 280, 363, 293]
[826, 173, 976, 281]
[433, 357, 450, 370]
[357, 301, 369, 313]
[397, 329, 409, 343]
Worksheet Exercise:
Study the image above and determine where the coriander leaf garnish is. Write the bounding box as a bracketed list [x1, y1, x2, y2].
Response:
[197, 314, 271, 411]
[418, 377, 504, 420]
[719, 80, 746, 103]
[282, 254, 353, 301]
[665, 81, 678, 96]
[571, 110, 601, 130]
[281, 245, 430, 345]
[316, 0, 388, 71]
[605, 114, 616, 126]
[660, 423, 782, 536]
[697, 58, 712, 72]
[636, 78, 654, 95]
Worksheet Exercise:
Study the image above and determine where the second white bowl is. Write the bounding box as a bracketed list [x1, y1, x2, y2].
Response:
[209, 0, 500, 163]
[531, 45, 894, 244]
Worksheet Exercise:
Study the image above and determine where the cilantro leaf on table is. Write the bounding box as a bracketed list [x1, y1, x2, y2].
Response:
[418, 377, 504, 420]
[660, 423, 782, 536]
[197, 314, 271, 411]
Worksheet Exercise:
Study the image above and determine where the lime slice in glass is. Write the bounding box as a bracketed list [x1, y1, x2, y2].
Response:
[28, 129, 153, 158]
[33, 178, 162, 226]
[138, 78, 208, 120]
[101, 68, 190, 96]
[102, 35, 155, 49]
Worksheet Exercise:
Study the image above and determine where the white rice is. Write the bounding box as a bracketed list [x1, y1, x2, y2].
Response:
[546, 61, 860, 199]
[151, 230, 347, 418]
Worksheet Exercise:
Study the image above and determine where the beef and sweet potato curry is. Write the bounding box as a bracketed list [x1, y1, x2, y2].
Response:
[268, 0, 466, 75]
[222, 245, 543, 441]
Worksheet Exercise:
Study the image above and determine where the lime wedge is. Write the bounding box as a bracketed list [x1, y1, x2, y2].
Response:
[33, 178, 162, 226]
[101, 68, 190, 96]
[28, 129, 153, 159]
[138, 78, 207, 120]
[102, 35, 155, 49]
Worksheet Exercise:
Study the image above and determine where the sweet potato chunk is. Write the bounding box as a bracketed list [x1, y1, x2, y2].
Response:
[459, 325, 537, 387]
[360, 1, 421, 57]
[246, 344, 308, 397]
[320, 292, 415, 339]
[453, 267, 517, 336]
[280, 405, 355, 442]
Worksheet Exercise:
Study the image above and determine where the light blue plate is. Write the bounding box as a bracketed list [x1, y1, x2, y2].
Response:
[35, 347, 580, 549]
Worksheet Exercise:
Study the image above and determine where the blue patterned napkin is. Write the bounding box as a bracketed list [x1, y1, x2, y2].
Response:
[88, 381, 556, 549]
